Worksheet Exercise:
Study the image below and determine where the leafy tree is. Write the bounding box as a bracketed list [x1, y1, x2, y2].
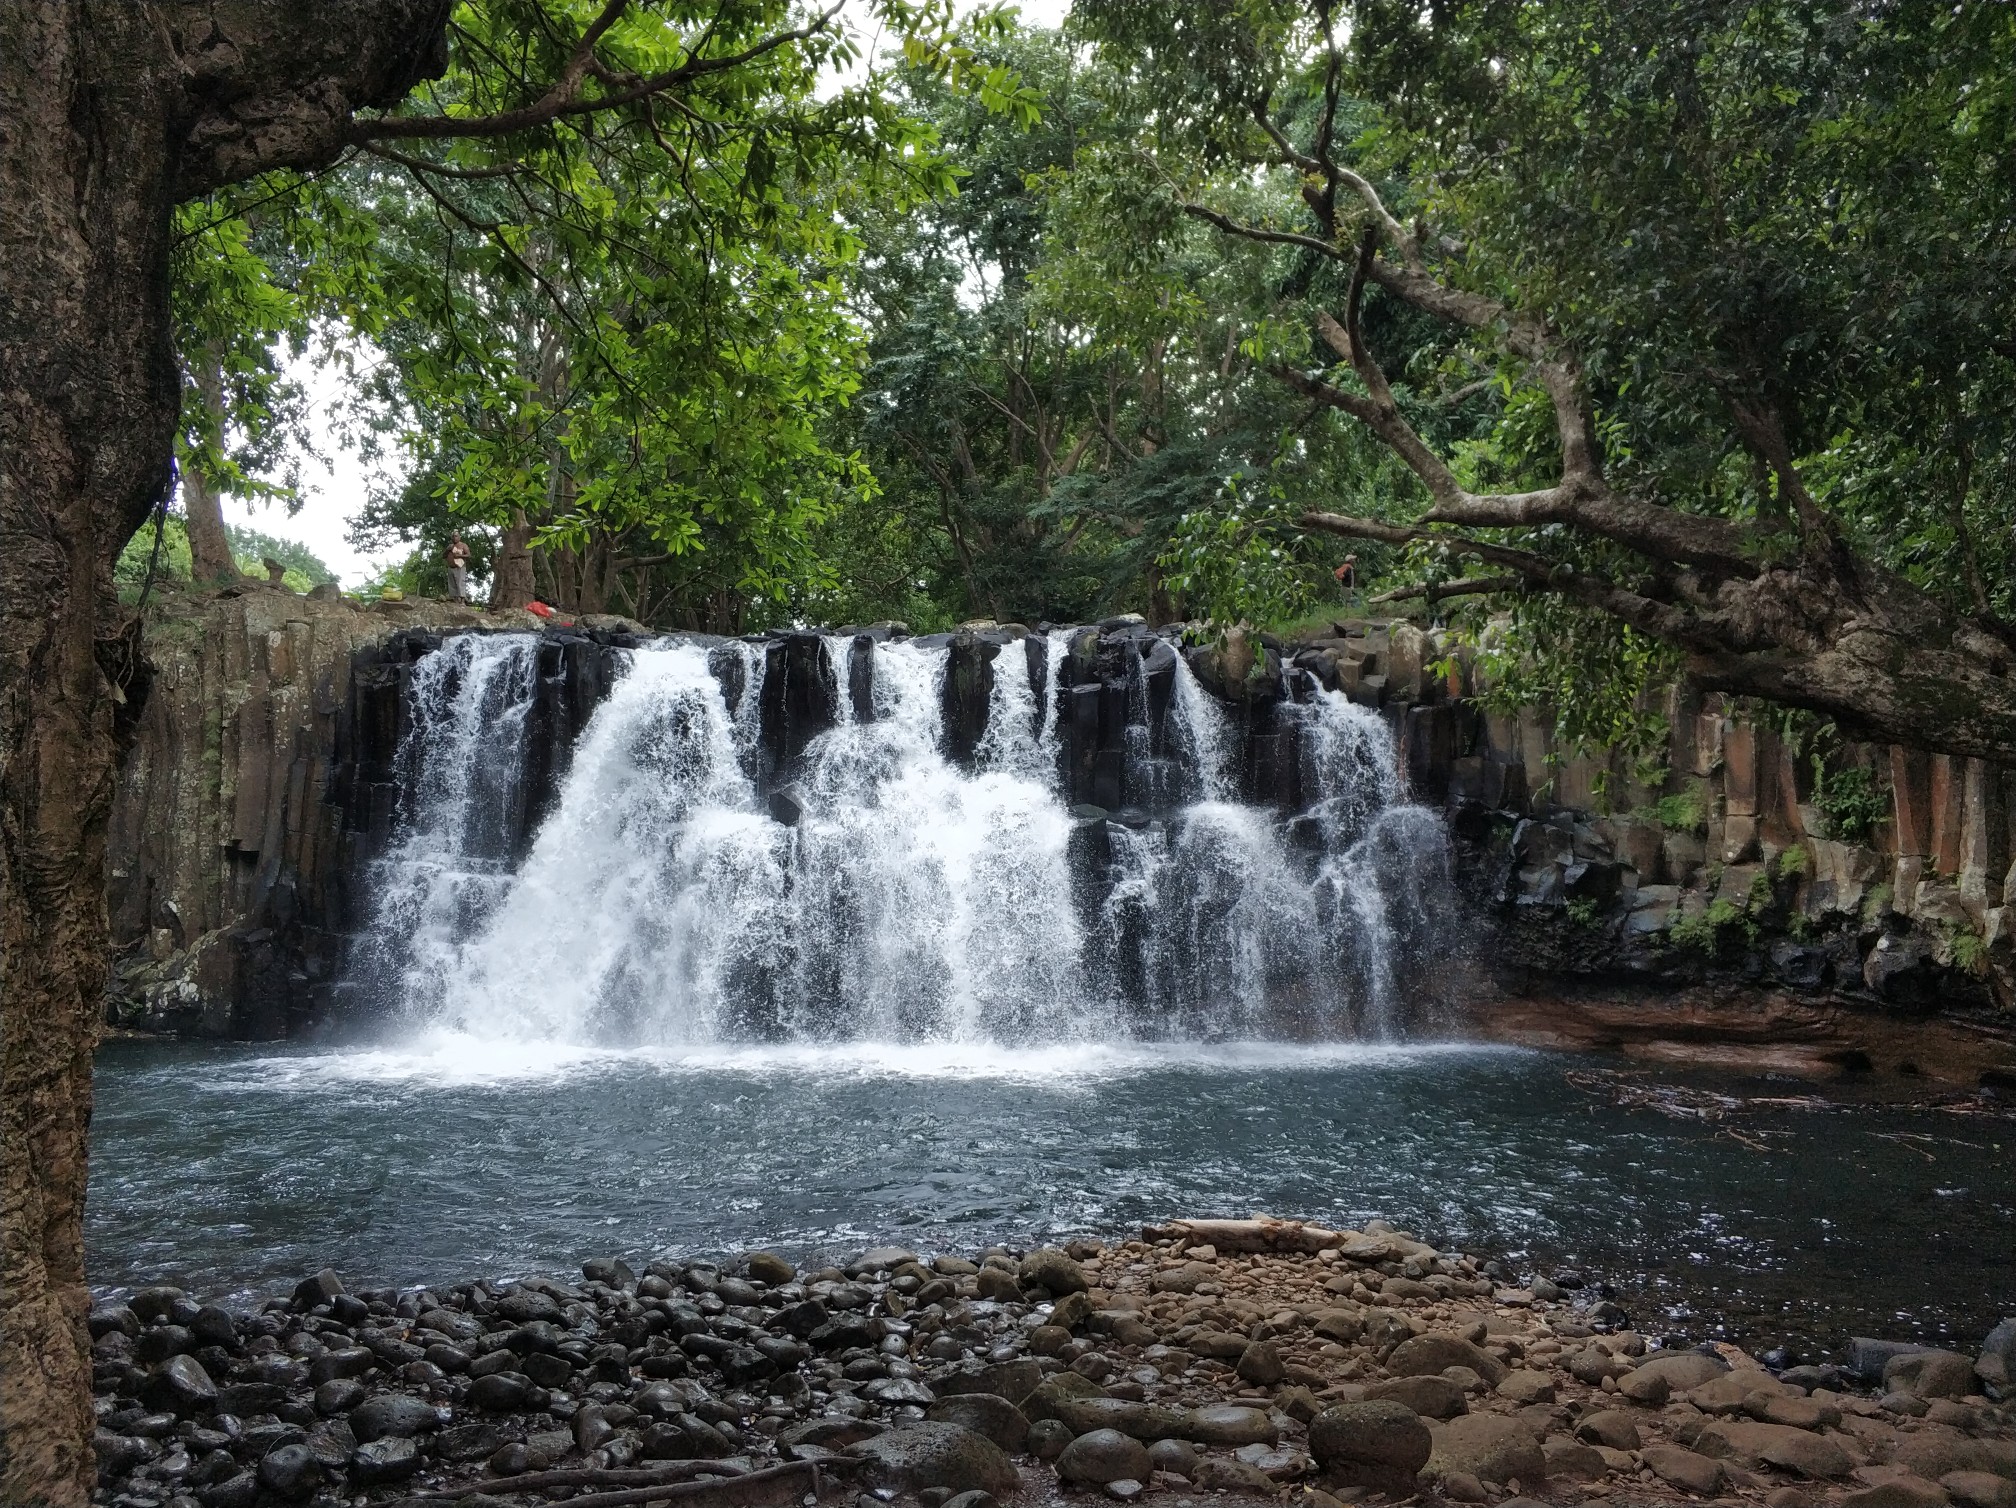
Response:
[0, 6, 1027, 1497]
[1072, 0, 2016, 762]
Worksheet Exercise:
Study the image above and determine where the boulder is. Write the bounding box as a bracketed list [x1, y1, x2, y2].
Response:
[1308, 1401, 1433, 1492]
[746, 1252, 796, 1285]
[1943, 1471, 2016, 1508]
[1427, 1415, 1546, 1490]
[1178, 1404, 1277, 1446]
[1975, 1319, 2016, 1390]
[350, 1394, 441, 1442]
[139, 1354, 217, 1416]
[1850, 1338, 1940, 1383]
[1642, 1444, 1726, 1494]
[845, 1423, 1019, 1498]
[1057, 1429, 1152, 1487]
[1885, 1350, 1979, 1400]
[1496, 1370, 1556, 1405]
[927, 1394, 1030, 1453]
[1840, 1477, 1954, 1508]
[1236, 1340, 1287, 1386]
[1697, 1420, 1853, 1478]
[1575, 1410, 1641, 1450]
[1542, 1439, 1610, 1480]
[1019, 1371, 1107, 1424]
[1387, 1334, 1508, 1387]
[350, 1436, 421, 1485]
[1365, 1375, 1467, 1419]
[256, 1442, 322, 1500]
[1051, 1396, 1186, 1441]
[1622, 1350, 1729, 1394]
[1018, 1248, 1088, 1295]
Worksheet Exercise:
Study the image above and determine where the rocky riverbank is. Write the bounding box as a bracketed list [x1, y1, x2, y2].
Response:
[88, 1218, 2014, 1508]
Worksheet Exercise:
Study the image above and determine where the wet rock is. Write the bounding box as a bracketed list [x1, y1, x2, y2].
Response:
[350, 1394, 440, 1442]
[747, 1252, 796, 1285]
[1975, 1319, 2016, 1390]
[135, 1324, 195, 1364]
[1427, 1414, 1546, 1489]
[1235, 1340, 1286, 1386]
[352, 1434, 421, 1484]
[1884, 1349, 1979, 1399]
[1058, 1429, 1152, 1486]
[418, 1307, 484, 1344]
[846, 1422, 1019, 1497]
[495, 1287, 563, 1324]
[130, 1286, 187, 1322]
[291, 1270, 344, 1310]
[1147, 1439, 1199, 1477]
[89, 1303, 141, 1340]
[928, 1394, 1029, 1453]
[189, 1306, 239, 1350]
[466, 1371, 531, 1411]
[974, 1267, 1021, 1302]
[256, 1442, 322, 1500]
[854, 1246, 919, 1273]
[140, 1354, 217, 1416]
[1643, 1443, 1727, 1494]
[313, 1379, 366, 1416]
[306, 1346, 374, 1386]
[1387, 1334, 1507, 1387]
[1308, 1401, 1433, 1490]
[1366, 1375, 1467, 1419]
[1018, 1249, 1088, 1295]
[1178, 1404, 1276, 1446]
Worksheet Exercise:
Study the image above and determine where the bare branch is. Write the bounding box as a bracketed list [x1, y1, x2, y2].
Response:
[1369, 575, 1523, 605]
[1300, 510, 1702, 642]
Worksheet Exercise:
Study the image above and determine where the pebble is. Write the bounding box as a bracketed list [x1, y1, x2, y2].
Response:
[81, 1222, 2012, 1508]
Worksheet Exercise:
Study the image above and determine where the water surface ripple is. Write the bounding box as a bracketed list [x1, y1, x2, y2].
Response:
[88, 1038, 2012, 1354]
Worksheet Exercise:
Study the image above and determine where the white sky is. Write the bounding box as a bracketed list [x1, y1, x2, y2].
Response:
[224, 0, 1073, 588]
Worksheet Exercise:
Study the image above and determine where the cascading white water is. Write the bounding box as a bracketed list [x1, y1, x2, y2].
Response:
[356, 630, 1450, 1045]
[347, 634, 540, 1016]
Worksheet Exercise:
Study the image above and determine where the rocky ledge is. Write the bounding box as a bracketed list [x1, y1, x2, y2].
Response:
[89, 1218, 2014, 1508]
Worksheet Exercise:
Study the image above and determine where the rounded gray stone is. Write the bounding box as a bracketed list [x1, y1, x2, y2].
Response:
[1057, 1429, 1152, 1486]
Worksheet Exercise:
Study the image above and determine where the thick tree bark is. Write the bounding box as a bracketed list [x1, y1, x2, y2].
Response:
[491, 508, 537, 609]
[182, 349, 241, 584]
[0, 6, 449, 1503]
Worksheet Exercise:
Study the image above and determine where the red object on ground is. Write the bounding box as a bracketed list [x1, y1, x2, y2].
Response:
[525, 600, 555, 618]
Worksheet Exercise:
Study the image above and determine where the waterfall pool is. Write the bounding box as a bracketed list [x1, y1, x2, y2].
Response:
[88, 1036, 2012, 1356]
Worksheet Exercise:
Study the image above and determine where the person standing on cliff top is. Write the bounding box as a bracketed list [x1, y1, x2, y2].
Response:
[445, 534, 471, 604]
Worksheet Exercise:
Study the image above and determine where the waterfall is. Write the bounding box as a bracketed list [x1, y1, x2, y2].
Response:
[346, 634, 540, 1017]
[352, 628, 1451, 1045]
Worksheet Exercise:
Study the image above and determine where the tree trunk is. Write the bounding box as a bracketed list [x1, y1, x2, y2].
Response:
[1, 12, 180, 1503]
[182, 348, 240, 584]
[491, 508, 536, 608]
[2, 7, 449, 1501]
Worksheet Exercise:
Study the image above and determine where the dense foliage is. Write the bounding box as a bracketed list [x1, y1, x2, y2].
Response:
[166, 1, 2014, 759]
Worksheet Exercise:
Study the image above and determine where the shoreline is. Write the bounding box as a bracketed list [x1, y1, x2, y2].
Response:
[87, 1217, 2013, 1508]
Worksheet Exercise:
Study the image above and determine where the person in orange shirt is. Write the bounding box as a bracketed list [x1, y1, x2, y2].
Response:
[1333, 554, 1357, 609]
